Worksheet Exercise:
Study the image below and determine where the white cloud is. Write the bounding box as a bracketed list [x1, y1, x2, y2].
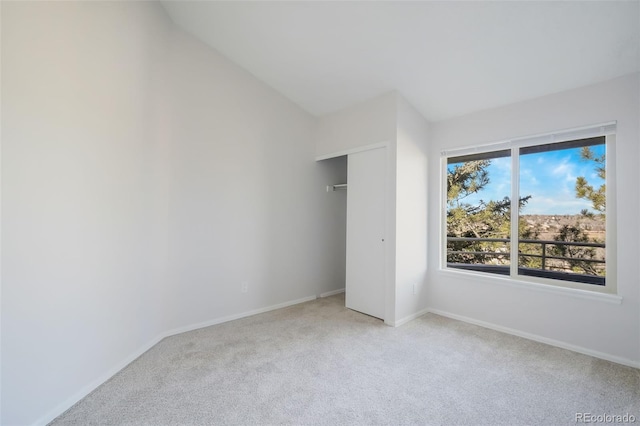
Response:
[523, 196, 591, 215]
[551, 157, 575, 176]
[520, 167, 538, 186]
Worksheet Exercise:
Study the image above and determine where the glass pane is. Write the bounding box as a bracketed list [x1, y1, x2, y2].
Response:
[446, 151, 511, 275]
[518, 139, 606, 285]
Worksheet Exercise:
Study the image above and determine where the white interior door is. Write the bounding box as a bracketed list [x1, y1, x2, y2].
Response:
[345, 147, 386, 320]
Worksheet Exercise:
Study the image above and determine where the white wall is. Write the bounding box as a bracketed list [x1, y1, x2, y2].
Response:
[315, 92, 431, 325]
[1, 2, 347, 425]
[315, 92, 397, 158]
[427, 73, 640, 365]
[1, 3, 173, 424]
[315, 93, 399, 322]
[161, 27, 346, 330]
[2, 3, 168, 424]
[394, 96, 429, 324]
[5, 3, 635, 425]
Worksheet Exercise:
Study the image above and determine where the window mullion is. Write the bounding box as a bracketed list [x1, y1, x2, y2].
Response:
[510, 147, 519, 278]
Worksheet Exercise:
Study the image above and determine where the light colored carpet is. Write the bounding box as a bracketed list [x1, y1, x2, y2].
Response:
[51, 294, 639, 425]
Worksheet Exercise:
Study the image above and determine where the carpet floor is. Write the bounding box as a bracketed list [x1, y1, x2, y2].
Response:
[50, 294, 640, 425]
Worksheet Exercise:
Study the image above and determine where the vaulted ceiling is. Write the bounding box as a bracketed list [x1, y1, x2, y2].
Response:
[162, 1, 640, 122]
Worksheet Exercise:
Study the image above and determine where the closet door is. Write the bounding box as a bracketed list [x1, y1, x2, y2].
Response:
[346, 147, 386, 320]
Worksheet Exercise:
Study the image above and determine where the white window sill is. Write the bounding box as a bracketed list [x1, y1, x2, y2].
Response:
[437, 268, 622, 305]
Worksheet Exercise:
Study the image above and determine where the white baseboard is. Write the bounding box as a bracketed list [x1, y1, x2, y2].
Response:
[33, 294, 318, 426]
[386, 307, 430, 327]
[164, 295, 317, 337]
[32, 333, 165, 426]
[320, 288, 345, 298]
[427, 308, 640, 369]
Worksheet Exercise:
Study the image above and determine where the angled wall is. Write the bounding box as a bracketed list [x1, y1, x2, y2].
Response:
[1, 2, 346, 425]
[1, 3, 173, 424]
[160, 25, 345, 331]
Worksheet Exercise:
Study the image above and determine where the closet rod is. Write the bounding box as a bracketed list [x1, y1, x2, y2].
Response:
[327, 183, 347, 192]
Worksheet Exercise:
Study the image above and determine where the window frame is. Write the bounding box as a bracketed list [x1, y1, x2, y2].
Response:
[440, 123, 617, 295]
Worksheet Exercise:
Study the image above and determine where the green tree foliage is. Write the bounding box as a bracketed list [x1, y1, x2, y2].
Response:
[447, 160, 538, 266]
[447, 160, 490, 208]
[559, 145, 606, 276]
[575, 146, 605, 214]
[549, 224, 602, 276]
[447, 146, 606, 277]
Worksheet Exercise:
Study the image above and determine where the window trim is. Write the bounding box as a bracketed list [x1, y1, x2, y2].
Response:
[440, 122, 617, 295]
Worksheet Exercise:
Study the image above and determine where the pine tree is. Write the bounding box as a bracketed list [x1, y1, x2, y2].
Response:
[446, 160, 537, 266]
[575, 146, 605, 214]
[549, 225, 601, 276]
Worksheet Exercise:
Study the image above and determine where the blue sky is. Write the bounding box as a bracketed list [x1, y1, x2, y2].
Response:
[449, 145, 605, 215]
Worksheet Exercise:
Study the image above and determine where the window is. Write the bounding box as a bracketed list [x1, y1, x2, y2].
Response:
[442, 124, 614, 292]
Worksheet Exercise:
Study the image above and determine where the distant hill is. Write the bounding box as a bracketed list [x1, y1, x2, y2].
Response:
[521, 214, 605, 241]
